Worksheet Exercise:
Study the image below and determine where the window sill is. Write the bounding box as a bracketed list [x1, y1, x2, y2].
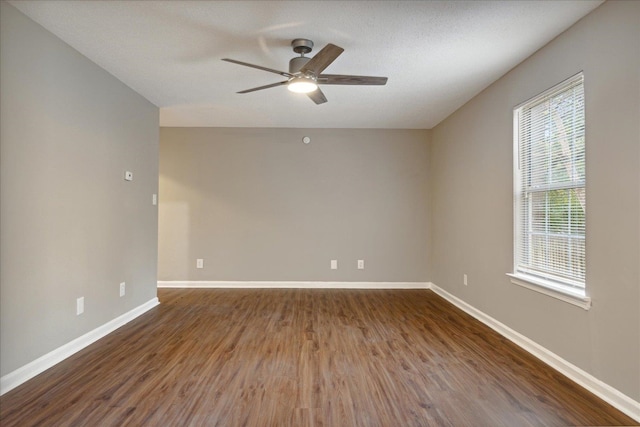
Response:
[506, 273, 591, 310]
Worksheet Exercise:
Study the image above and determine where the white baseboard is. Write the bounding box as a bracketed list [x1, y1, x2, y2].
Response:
[157, 280, 430, 289]
[428, 282, 640, 423]
[0, 297, 159, 396]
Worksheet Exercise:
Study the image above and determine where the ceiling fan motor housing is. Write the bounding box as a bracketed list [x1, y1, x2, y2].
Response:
[289, 56, 311, 74]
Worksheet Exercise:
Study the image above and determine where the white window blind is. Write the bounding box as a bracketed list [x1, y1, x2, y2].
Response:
[514, 73, 585, 293]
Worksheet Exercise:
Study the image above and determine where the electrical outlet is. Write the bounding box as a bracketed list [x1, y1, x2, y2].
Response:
[152, 194, 157, 205]
[196, 259, 204, 269]
[330, 260, 338, 270]
[357, 260, 365, 270]
[77, 297, 84, 315]
[120, 282, 126, 297]
[463, 274, 468, 286]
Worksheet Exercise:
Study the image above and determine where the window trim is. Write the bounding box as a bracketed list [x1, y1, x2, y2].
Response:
[506, 273, 591, 310]
[511, 72, 589, 309]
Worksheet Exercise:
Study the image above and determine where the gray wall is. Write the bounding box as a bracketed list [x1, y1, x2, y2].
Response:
[0, 2, 159, 376]
[159, 127, 430, 282]
[430, 0, 640, 401]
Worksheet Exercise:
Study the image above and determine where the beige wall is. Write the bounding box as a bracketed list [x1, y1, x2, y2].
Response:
[159, 127, 430, 282]
[430, 0, 640, 401]
[0, 2, 159, 376]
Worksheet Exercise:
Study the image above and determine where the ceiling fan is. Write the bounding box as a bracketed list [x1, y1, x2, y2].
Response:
[222, 38, 388, 105]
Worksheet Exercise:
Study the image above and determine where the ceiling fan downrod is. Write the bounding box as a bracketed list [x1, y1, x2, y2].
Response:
[289, 39, 313, 73]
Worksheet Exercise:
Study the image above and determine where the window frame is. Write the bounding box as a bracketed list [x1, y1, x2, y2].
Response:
[509, 72, 591, 310]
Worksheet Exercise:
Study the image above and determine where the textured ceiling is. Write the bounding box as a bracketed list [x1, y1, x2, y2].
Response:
[10, 0, 602, 129]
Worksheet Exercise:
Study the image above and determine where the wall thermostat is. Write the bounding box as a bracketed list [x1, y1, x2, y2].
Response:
[302, 136, 311, 144]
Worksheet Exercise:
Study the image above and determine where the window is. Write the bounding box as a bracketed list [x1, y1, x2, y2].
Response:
[510, 73, 589, 308]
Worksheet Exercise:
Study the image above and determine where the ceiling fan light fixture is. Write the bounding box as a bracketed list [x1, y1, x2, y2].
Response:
[224, 39, 387, 104]
[287, 76, 318, 94]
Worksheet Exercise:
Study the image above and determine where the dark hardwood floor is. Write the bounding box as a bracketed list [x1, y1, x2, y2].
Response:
[0, 289, 636, 426]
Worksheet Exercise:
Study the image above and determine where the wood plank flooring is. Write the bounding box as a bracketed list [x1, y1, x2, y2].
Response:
[0, 289, 636, 426]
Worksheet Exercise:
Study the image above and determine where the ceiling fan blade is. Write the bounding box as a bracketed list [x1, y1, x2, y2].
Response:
[237, 81, 288, 94]
[299, 43, 344, 76]
[317, 74, 388, 86]
[307, 88, 328, 105]
[222, 58, 294, 78]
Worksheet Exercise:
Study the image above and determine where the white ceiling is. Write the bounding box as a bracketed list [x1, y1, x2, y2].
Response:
[10, 0, 602, 129]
